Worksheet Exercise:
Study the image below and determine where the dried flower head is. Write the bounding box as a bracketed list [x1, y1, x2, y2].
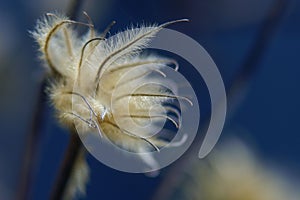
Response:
[173, 139, 300, 200]
[32, 12, 189, 160]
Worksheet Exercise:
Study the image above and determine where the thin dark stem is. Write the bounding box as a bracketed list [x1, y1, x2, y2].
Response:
[49, 0, 85, 199]
[151, 0, 289, 200]
[228, 0, 288, 97]
[50, 131, 83, 200]
[16, 0, 84, 199]
[16, 77, 47, 200]
[66, 0, 85, 20]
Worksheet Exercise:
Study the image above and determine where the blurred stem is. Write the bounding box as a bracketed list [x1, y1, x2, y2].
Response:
[16, 77, 47, 200]
[50, 130, 83, 200]
[66, 0, 85, 21]
[49, 0, 86, 199]
[16, 0, 84, 200]
[151, 0, 289, 200]
[227, 0, 288, 97]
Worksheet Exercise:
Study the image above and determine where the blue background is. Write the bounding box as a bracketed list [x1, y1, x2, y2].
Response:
[0, 0, 299, 199]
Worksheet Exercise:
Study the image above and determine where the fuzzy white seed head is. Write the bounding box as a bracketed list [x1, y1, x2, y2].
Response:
[32, 12, 189, 166]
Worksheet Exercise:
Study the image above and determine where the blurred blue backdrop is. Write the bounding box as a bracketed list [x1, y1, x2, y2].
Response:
[0, 0, 299, 199]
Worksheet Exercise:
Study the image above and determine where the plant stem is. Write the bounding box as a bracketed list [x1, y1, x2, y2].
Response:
[66, 0, 85, 20]
[16, 77, 47, 200]
[50, 131, 83, 200]
[48, 0, 86, 199]
[16, 0, 84, 199]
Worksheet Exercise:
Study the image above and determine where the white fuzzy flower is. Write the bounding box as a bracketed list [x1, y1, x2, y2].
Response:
[174, 139, 300, 200]
[32, 12, 189, 158]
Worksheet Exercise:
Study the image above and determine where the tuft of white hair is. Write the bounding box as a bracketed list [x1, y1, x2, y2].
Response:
[32, 12, 189, 196]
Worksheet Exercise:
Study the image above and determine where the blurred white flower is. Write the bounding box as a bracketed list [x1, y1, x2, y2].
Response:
[174, 139, 300, 200]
